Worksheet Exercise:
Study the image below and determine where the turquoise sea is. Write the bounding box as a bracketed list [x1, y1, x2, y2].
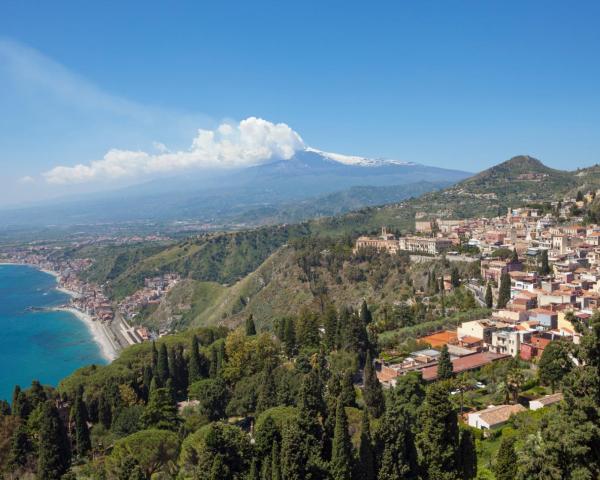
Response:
[0, 264, 107, 401]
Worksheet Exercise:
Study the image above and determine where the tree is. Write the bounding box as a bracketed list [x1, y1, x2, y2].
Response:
[271, 440, 281, 480]
[485, 283, 493, 309]
[339, 370, 357, 408]
[457, 428, 477, 480]
[72, 388, 91, 457]
[188, 335, 207, 385]
[189, 378, 229, 421]
[539, 249, 551, 275]
[9, 422, 32, 468]
[416, 382, 459, 480]
[157, 343, 170, 385]
[330, 399, 353, 480]
[538, 341, 573, 392]
[437, 345, 454, 380]
[357, 409, 375, 480]
[256, 365, 278, 415]
[362, 351, 385, 418]
[494, 436, 517, 480]
[37, 401, 71, 480]
[107, 429, 180, 479]
[246, 314, 257, 336]
[360, 300, 373, 325]
[140, 387, 179, 430]
[511, 248, 519, 263]
[497, 271, 511, 309]
[323, 305, 339, 351]
[280, 420, 308, 480]
[450, 267, 460, 288]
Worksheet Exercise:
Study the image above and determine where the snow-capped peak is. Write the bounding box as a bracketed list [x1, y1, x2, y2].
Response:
[305, 147, 415, 167]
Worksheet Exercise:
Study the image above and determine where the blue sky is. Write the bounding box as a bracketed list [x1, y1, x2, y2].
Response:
[1, 0, 599, 205]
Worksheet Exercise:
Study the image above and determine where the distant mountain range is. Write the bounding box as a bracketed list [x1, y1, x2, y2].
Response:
[0, 149, 470, 227]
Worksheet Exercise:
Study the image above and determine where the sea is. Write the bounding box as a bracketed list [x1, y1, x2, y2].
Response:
[0, 264, 107, 402]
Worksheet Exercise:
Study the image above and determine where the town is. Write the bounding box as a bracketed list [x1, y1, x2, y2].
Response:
[355, 193, 598, 432]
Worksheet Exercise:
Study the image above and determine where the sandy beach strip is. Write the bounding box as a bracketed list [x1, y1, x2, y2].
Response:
[56, 307, 119, 362]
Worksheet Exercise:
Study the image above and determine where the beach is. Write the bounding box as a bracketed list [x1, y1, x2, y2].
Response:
[54, 307, 119, 362]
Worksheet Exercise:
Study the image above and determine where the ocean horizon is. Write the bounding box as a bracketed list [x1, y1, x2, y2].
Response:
[0, 264, 107, 401]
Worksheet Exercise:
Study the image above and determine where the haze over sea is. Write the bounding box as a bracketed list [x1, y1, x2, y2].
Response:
[0, 264, 107, 401]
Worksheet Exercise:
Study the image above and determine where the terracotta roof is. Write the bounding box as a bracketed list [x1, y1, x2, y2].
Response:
[474, 404, 526, 426]
[421, 352, 510, 381]
[531, 393, 563, 406]
[419, 330, 458, 348]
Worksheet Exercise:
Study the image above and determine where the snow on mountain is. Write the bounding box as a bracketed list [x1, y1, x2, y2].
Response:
[305, 147, 416, 167]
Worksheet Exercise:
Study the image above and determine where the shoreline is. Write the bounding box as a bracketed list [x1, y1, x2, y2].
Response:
[54, 307, 118, 362]
[1, 262, 119, 362]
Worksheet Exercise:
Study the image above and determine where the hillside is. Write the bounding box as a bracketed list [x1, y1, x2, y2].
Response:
[69, 155, 600, 329]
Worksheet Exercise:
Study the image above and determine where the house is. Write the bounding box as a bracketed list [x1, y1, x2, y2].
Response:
[421, 351, 510, 381]
[529, 393, 564, 410]
[457, 320, 497, 345]
[467, 404, 526, 430]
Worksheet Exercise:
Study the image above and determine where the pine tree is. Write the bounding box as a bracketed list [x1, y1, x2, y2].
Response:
[362, 351, 385, 418]
[457, 427, 477, 479]
[157, 343, 170, 385]
[493, 436, 517, 480]
[416, 382, 459, 479]
[37, 401, 71, 480]
[358, 409, 375, 480]
[485, 282, 493, 309]
[437, 345, 454, 380]
[141, 386, 179, 430]
[9, 423, 31, 467]
[246, 314, 257, 336]
[330, 398, 353, 480]
[72, 388, 91, 457]
[497, 271, 511, 308]
[360, 300, 373, 325]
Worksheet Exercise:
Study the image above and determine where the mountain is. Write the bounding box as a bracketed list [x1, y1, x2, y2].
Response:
[0, 149, 470, 227]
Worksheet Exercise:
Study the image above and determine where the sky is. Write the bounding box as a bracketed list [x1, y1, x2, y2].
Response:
[1, 0, 600, 206]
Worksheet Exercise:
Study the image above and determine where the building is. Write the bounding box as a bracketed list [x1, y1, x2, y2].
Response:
[467, 404, 526, 430]
[529, 393, 564, 410]
[398, 236, 454, 255]
[354, 227, 399, 254]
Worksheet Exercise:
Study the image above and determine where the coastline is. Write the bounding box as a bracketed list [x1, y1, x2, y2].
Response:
[53, 307, 118, 362]
[1, 262, 119, 362]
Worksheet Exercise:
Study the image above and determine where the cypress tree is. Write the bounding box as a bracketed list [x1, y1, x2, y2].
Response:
[511, 248, 519, 263]
[97, 392, 112, 428]
[497, 271, 511, 308]
[13, 391, 31, 419]
[323, 304, 338, 350]
[360, 300, 373, 325]
[246, 314, 257, 336]
[416, 382, 459, 479]
[494, 436, 517, 480]
[11, 385, 20, 413]
[209, 345, 219, 378]
[72, 388, 91, 457]
[37, 401, 71, 480]
[157, 343, 170, 385]
[151, 340, 158, 371]
[362, 351, 385, 418]
[451, 267, 460, 288]
[339, 370, 357, 408]
[30, 379, 47, 408]
[437, 345, 454, 380]
[271, 440, 281, 480]
[485, 282, 493, 309]
[330, 398, 353, 480]
[457, 427, 477, 479]
[248, 458, 259, 480]
[283, 317, 296, 357]
[256, 365, 278, 414]
[188, 335, 203, 385]
[539, 249, 551, 275]
[358, 409, 375, 480]
[280, 420, 307, 480]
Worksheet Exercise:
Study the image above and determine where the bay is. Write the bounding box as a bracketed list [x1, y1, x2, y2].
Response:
[0, 264, 107, 401]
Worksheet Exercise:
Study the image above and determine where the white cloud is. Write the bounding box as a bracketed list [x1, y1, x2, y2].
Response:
[43, 117, 306, 184]
[18, 175, 35, 184]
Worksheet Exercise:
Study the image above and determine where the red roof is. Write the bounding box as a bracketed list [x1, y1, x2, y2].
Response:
[421, 352, 510, 381]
